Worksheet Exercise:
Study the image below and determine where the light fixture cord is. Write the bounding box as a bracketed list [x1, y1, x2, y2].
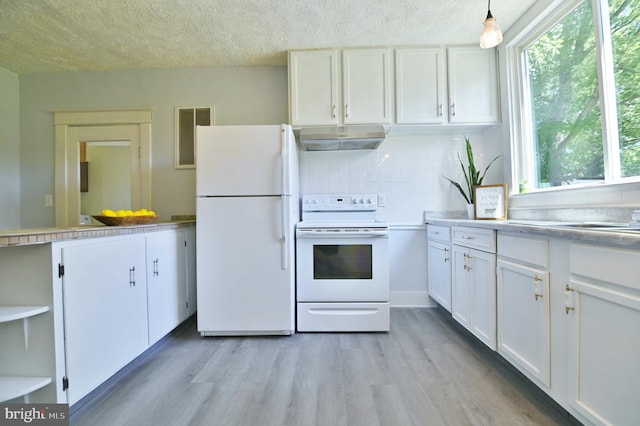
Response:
[486, 0, 494, 20]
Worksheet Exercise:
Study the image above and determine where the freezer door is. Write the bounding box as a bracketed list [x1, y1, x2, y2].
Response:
[196, 196, 295, 334]
[196, 125, 296, 197]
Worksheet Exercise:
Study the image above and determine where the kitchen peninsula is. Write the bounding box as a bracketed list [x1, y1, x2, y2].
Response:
[0, 221, 196, 406]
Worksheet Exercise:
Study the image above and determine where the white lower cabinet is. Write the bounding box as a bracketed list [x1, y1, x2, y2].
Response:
[146, 230, 183, 345]
[60, 235, 148, 405]
[496, 233, 551, 388]
[451, 226, 496, 350]
[427, 225, 451, 310]
[566, 243, 640, 425]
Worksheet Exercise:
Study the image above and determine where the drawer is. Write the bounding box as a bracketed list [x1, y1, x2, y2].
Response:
[452, 226, 496, 253]
[427, 225, 450, 243]
[498, 232, 548, 268]
[570, 243, 640, 292]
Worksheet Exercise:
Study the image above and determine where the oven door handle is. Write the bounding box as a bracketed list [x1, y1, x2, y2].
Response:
[296, 230, 389, 238]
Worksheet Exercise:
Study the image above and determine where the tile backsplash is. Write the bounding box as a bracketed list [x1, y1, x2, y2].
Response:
[299, 130, 501, 224]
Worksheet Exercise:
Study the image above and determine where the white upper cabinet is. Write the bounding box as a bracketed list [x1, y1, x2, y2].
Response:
[447, 47, 499, 123]
[289, 46, 499, 126]
[342, 48, 391, 124]
[395, 47, 446, 124]
[288, 48, 391, 126]
[288, 49, 339, 126]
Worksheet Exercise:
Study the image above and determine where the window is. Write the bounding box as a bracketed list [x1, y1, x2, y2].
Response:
[512, 0, 640, 191]
[175, 106, 213, 168]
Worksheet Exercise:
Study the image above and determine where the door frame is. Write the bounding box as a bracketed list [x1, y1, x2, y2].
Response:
[54, 109, 152, 227]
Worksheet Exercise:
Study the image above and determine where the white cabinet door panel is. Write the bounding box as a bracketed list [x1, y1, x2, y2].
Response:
[61, 236, 147, 405]
[567, 278, 640, 425]
[342, 48, 391, 124]
[497, 259, 550, 387]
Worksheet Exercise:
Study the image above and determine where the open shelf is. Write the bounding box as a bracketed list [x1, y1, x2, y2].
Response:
[0, 376, 52, 402]
[0, 306, 50, 323]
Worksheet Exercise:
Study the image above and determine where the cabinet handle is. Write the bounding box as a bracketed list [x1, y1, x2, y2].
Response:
[439, 103, 443, 117]
[564, 284, 575, 314]
[332, 104, 336, 119]
[129, 266, 136, 287]
[153, 258, 159, 276]
[533, 275, 543, 300]
[345, 104, 349, 118]
[463, 253, 472, 270]
[451, 103, 456, 116]
[461, 235, 474, 240]
[444, 247, 449, 262]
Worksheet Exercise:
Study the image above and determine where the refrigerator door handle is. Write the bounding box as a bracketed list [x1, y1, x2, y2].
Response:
[281, 195, 288, 270]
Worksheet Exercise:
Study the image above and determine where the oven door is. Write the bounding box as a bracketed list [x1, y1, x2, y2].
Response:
[296, 228, 389, 302]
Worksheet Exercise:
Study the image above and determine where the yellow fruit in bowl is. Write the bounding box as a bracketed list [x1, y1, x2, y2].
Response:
[101, 209, 116, 217]
[116, 210, 127, 217]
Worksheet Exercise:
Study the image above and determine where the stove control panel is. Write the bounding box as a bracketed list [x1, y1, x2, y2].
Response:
[302, 194, 380, 212]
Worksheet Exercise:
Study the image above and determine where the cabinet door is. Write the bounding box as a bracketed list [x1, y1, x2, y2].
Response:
[146, 230, 182, 345]
[288, 49, 338, 126]
[497, 259, 550, 386]
[447, 47, 498, 123]
[427, 240, 451, 311]
[342, 48, 391, 124]
[395, 47, 446, 124]
[61, 236, 147, 405]
[185, 226, 197, 318]
[566, 278, 640, 425]
[469, 248, 497, 350]
[451, 245, 472, 328]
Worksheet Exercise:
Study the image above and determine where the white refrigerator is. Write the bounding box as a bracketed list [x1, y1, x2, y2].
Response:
[195, 124, 299, 336]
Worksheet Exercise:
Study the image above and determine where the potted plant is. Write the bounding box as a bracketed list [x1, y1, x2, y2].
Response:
[443, 137, 502, 219]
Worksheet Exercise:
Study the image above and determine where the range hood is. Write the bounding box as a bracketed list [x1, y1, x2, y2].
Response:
[298, 125, 386, 151]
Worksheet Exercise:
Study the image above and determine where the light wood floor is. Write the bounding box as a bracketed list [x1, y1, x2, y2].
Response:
[70, 308, 576, 426]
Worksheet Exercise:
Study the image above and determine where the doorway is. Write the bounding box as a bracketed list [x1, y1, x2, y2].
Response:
[54, 110, 152, 227]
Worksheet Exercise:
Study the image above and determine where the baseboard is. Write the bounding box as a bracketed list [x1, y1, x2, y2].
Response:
[390, 291, 436, 307]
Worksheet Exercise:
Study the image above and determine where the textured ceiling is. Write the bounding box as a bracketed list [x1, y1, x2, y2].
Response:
[0, 0, 536, 74]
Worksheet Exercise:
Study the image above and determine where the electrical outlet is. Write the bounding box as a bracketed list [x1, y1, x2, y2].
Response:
[45, 194, 53, 207]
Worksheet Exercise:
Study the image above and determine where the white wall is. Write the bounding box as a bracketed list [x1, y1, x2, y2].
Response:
[0, 66, 20, 230]
[19, 66, 288, 227]
[299, 129, 503, 225]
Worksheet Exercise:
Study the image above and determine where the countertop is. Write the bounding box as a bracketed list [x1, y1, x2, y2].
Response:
[424, 217, 640, 249]
[0, 221, 195, 247]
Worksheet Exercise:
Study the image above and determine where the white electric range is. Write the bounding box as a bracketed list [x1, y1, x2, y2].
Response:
[295, 194, 390, 332]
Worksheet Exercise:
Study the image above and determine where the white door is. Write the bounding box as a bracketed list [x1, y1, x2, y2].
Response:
[451, 245, 472, 329]
[288, 49, 339, 126]
[497, 259, 550, 387]
[395, 47, 446, 124]
[470, 248, 497, 350]
[196, 125, 287, 196]
[146, 230, 182, 345]
[427, 240, 451, 311]
[567, 278, 640, 425]
[342, 48, 391, 124]
[65, 125, 142, 226]
[61, 236, 147, 405]
[447, 47, 498, 123]
[196, 196, 294, 333]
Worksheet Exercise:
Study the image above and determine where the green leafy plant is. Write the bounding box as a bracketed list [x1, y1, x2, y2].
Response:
[443, 137, 502, 205]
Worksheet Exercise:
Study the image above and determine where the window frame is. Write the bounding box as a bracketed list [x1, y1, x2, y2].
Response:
[503, 0, 638, 197]
[174, 106, 214, 169]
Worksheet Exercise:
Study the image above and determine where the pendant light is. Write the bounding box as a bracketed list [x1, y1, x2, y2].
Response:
[479, 0, 503, 49]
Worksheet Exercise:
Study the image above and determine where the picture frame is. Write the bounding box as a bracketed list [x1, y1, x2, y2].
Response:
[474, 184, 508, 220]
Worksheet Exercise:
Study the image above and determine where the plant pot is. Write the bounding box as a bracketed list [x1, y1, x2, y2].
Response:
[467, 204, 475, 220]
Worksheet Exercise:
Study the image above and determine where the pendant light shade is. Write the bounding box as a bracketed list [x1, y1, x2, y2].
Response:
[479, 1, 503, 49]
